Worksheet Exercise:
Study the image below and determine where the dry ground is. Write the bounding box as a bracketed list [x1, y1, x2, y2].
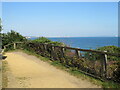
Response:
[3, 51, 101, 88]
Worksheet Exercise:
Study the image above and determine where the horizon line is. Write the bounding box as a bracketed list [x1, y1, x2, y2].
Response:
[25, 36, 118, 38]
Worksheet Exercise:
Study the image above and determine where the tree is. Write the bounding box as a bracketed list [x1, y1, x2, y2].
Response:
[32, 37, 65, 46]
[0, 18, 2, 32]
[2, 30, 27, 46]
[0, 18, 1, 72]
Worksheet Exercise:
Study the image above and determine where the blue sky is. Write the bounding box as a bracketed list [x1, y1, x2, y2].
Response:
[2, 2, 118, 37]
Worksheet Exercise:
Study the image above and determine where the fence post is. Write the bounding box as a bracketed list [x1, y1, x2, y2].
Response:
[75, 49, 81, 58]
[61, 47, 65, 57]
[1, 46, 6, 54]
[14, 43, 16, 49]
[61, 47, 65, 56]
[51, 45, 55, 60]
[59, 47, 65, 63]
[43, 44, 48, 56]
[43, 44, 46, 50]
[101, 52, 107, 79]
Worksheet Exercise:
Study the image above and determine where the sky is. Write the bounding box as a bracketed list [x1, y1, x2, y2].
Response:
[0, 2, 2, 18]
[2, 2, 118, 37]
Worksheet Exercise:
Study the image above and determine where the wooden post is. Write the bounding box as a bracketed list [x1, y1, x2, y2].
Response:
[43, 44, 46, 50]
[43, 44, 48, 56]
[1, 46, 6, 54]
[101, 52, 107, 79]
[61, 47, 65, 57]
[51, 46, 55, 60]
[104, 51, 107, 78]
[4, 46, 6, 51]
[60, 47, 65, 63]
[75, 49, 81, 58]
[14, 43, 16, 49]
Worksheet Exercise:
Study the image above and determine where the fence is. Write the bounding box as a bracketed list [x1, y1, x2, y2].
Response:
[3, 42, 120, 81]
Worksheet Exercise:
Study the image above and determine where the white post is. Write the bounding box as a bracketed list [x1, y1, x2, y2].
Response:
[14, 43, 16, 49]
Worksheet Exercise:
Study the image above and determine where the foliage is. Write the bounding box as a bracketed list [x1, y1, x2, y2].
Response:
[32, 37, 65, 46]
[32, 37, 51, 43]
[113, 61, 120, 83]
[2, 30, 27, 47]
[84, 46, 120, 61]
[0, 18, 2, 32]
[96, 46, 120, 61]
[0, 18, 2, 49]
[95, 46, 120, 83]
[96, 46, 120, 54]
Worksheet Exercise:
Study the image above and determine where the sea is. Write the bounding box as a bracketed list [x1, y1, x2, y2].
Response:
[30, 37, 119, 49]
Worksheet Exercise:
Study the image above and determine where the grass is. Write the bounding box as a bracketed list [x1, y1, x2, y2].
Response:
[4, 49, 120, 88]
[2, 60, 9, 88]
[0, 61, 2, 89]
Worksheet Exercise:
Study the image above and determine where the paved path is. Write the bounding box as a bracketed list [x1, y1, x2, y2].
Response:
[4, 51, 100, 88]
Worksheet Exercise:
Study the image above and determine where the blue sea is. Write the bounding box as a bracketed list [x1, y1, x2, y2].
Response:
[30, 37, 119, 49]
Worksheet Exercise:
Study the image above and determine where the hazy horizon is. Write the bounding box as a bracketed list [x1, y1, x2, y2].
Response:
[25, 36, 118, 38]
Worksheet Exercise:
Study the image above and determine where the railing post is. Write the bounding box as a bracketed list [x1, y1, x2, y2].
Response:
[43, 44, 48, 57]
[43, 44, 46, 50]
[4, 46, 6, 51]
[60, 47, 65, 63]
[75, 49, 81, 58]
[61, 47, 65, 56]
[101, 51, 107, 79]
[51, 46, 55, 60]
[14, 43, 16, 49]
[1, 46, 6, 54]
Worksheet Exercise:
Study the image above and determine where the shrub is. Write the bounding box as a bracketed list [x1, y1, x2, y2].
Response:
[2, 30, 27, 47]
[113, 61, 120, 83]
[32, 37, 65, 46]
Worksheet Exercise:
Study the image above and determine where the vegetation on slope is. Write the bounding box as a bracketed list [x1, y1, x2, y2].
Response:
[96, 46, 120, 83]
[0, 18, 2, 32]
[31, 37, 65, 46]
[2, 30, 27, 47]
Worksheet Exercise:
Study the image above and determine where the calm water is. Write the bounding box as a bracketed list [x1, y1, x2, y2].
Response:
[31, 37, 119, 49]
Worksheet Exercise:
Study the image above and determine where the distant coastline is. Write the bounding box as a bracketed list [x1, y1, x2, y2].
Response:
[25, 36, 118, 39]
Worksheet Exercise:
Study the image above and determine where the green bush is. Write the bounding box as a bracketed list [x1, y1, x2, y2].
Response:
[113, 61, 120, 83]
[96, 46, 120, 54]
[31, 37, 65, 46]
[2, 30, 27, 47]
[96, 46, 120, 61]
[84, 46, 120, 61]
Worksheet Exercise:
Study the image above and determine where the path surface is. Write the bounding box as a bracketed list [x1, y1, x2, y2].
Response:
[4, 51, 100, 88]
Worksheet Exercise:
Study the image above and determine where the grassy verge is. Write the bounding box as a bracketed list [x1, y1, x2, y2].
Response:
[5, 49, 120, 88]
[2, 60, 9, 88]
[0, 61, 2, 89]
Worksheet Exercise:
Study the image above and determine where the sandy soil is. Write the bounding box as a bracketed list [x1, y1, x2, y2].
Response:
[4, 51, 100, 88]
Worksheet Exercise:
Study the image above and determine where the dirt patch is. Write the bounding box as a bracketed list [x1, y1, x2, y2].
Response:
[4, 51, 101, 88]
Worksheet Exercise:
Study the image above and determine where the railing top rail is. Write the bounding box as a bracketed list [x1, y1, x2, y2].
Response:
[31, 42, 120, 57]
[28, 42, 120, 56]
[4, 42, 24, 47]
[56, 46, 119, 56]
